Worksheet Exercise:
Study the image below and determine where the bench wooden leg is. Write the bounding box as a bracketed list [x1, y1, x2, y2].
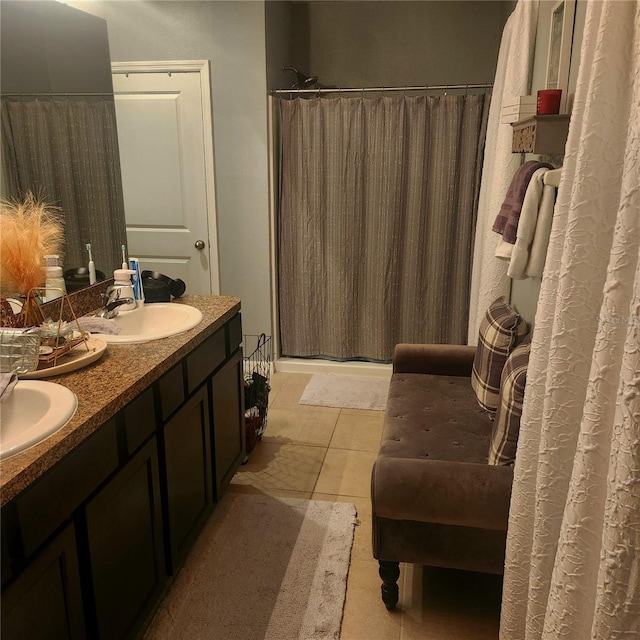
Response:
[378, 560, 400, 610]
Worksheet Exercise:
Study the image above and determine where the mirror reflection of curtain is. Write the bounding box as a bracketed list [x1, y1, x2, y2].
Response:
[278, 94, 490, 362]
[1, 98, 127, 275]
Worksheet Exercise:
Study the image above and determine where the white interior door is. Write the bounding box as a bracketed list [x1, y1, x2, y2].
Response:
[112, 61, 219, 295]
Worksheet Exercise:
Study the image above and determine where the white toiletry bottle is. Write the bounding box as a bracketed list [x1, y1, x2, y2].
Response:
[112, 269, 138, 311]
[43, 254, 67, 302]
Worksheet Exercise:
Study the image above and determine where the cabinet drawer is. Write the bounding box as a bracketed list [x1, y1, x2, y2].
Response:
[227, 313, 242, 353]
[158, 363, 185, 421]
[17, 421, 118, 558]
[123, 387, 156, 454]
[186, 328, 225, 394]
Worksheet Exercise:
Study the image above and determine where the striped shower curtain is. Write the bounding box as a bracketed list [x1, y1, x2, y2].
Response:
[278, 94, 490, 361]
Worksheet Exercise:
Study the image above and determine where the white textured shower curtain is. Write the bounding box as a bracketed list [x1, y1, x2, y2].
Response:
[467, 0, 538, 343]
[501, 1, 640, 638]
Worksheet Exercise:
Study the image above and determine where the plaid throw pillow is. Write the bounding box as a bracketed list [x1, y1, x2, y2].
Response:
[488, 337, 531, 465]
[471, 296, 528, 413]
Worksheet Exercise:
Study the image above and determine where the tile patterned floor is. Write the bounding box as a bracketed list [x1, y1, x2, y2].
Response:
[228, 372, 503, 640]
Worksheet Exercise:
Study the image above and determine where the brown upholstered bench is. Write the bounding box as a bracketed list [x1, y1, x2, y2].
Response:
[370, 343, 514, 610]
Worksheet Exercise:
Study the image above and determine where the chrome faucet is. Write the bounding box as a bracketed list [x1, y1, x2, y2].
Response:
[95, 285, 135, 319]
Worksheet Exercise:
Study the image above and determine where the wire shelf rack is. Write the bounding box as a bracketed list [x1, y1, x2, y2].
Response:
[243, 334, 271, 455]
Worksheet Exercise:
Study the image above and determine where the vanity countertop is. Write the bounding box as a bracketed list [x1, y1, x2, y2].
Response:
[0, 295, 241, 507]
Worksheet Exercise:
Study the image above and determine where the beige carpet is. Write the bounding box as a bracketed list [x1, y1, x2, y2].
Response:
[299, 374, 391, 411]
[145, 493, 356, 640]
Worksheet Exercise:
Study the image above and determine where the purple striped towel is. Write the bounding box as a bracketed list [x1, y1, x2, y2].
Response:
[493, 161, 554, 243]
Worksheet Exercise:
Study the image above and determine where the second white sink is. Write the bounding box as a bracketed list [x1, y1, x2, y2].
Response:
[97, 303, 203, 344]
[0, 381, 78, 459]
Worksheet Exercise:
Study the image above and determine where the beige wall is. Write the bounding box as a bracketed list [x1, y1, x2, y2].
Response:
[291, 0, 507, 88]
[510, 0, 587, 328]
[104, 0, 271, 337]
[266, 1, 295, 91]
[101, 0, 544, 339]
[1, 0, 113, 94]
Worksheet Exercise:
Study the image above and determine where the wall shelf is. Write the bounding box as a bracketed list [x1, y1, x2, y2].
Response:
[511, 114, 570, 155]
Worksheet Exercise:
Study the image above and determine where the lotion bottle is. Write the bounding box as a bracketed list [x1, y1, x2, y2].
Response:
[112, 269, 137, 311]
[43, 255, 67, 302]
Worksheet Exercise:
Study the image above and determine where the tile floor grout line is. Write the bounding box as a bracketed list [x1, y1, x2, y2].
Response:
[261, 440, 333, 449]
[309, 409, 340, 496]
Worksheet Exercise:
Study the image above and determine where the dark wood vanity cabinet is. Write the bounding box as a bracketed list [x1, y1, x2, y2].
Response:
[1, 312, 244, 640]
[0, 524, 85, 640]
[161, 384, 213, 573]
[212, 349, 245, 495]
[155, 312, 244, 574]
[84, 438, 165, 640]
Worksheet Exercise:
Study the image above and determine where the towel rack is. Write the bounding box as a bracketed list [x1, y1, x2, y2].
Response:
[543, 167, 562, 187]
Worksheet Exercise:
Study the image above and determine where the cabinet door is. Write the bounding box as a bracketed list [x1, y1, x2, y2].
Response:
[162, 385, 212, 573]
[85, 438, 165, 640]
[1, 524, 85, 640]
[212, 349, 245, 495]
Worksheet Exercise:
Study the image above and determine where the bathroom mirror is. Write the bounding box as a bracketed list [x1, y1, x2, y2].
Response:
[0, 0, 127, 290]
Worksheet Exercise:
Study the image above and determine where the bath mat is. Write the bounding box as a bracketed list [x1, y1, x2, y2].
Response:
[144, 493, 356, 640]
[299, 373, 391, 411]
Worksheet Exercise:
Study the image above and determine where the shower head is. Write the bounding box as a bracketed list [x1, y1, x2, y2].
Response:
[282, 66, 319, 90]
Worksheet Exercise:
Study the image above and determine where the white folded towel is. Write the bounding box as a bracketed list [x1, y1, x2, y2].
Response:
[496, 167, 549, 266]
[0, 373, 18, 403]
[77, 317, 122, 335]
[525, 180, 557, 277]
[508, 168, 551, 279]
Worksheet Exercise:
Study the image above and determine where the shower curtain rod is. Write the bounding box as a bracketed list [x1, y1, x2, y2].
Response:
[271, 83, 493, 95]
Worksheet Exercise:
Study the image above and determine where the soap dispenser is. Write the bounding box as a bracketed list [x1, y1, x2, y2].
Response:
[112, 269, 137, 311]
[43, 255, 67, 302]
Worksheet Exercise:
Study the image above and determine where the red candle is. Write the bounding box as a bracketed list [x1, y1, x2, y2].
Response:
[537, 90, 562, 115]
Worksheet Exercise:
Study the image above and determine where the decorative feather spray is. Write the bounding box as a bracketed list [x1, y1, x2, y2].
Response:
[1, 193, 64, 326]
[0, 192, 64, 296]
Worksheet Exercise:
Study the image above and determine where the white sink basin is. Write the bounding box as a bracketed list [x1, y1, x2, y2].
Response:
[97, 303, 203, 344]
[0, 381, 78, 459]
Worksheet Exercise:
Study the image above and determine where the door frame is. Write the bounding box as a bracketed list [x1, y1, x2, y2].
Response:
[111, 59, 220, 295]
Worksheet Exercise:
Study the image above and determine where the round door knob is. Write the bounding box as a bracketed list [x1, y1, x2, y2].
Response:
[194, 240, 206, 250]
